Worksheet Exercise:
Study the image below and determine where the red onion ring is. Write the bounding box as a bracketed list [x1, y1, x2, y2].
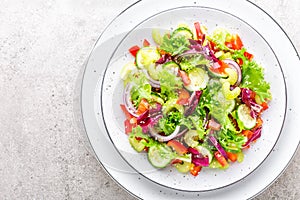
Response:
[142, 69, 160, 88]
[208, 131, 228, 160]
[222, 59, 242, 86]
[148, 125, 180, 142]
[123, 83, 139, 117]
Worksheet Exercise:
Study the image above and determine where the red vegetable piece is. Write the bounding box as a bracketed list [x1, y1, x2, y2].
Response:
[167, 140, 188, 155]
[244, 51, 253, 60]
[225, 34, 243, 50]
[190, 164, 202, 176]
[120, 104, 133, 120]
[143, 39, 150, 47]
[124, 119, 136, 134]
[208, 118, 221, 131]
[129, 45, 140, 57]
[177, 88, 190, 105]
[178, 70, 191, 86]
[226, 152, 238, 162]
[194, 22, 203, 40]
[214, 151, 228, 167]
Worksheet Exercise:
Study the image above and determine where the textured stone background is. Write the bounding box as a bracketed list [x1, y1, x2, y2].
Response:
[0, 0, 299, 199]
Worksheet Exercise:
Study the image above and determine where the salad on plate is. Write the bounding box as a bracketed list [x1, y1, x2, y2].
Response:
[119, 22, 272, 176]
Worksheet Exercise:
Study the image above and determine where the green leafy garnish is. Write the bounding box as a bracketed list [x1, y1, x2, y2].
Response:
[159, 69, 183, 100]
[160, 34, 190, 56]
[240, 61, 272, 102]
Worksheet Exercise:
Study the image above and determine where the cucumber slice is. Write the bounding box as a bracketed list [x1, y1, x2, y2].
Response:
[215, 90, 236, 113]
[175, 161, 192, 173]
[195, 145, 213, 163]
[129, 137, 146, 152]
[237, 104, 256, 129]
[163, 61, 179, 71]
[120, 62, 137, 80]
[183, 130, 199, 148]
[135, 47, 160, 69]
[172, 27, 193, 39]
[185, 67, 209, 91]
[162, 99, 184, 115]
[152, 29, 163, 45]
[148, 145, 173, 168]
[147, 63, 162, 80]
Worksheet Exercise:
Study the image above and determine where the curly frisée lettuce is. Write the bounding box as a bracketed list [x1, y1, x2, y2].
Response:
[119, 22, 272, 176]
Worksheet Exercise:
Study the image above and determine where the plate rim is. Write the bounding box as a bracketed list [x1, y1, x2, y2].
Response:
[100, 5, 287, 192]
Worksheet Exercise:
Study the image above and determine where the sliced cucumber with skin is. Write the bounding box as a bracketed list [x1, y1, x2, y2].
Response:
[147, 63, 162, 80]
[215, 90, 236, 113]
[172, 27, 193, 39]
[152, 29, 163, 45]
[135, 46, 161, 69]
[183, 130, 199, 148]
[120, 62, 137, 80]
[185, 67, 209, 91]
[195, 145, 213, 163]
[175, 161, 192, 173]
[148, 144, 174, 168]
[237, 104, 256, 129]
[162, 99, 184, 115]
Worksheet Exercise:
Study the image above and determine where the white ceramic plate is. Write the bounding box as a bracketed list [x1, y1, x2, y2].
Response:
[81, 0, 300, 199]
[101, 6, 285, 192]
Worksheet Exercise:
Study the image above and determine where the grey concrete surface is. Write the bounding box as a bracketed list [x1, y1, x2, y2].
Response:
[0, 0, 299, 199]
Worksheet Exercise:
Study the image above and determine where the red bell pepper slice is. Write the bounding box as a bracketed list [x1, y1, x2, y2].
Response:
[190, 163, 202, 176]
[129, 45, 140, 57]
[226, 152, 238, 162]
[225, 34, 243, 50]
[167, 140, 188, 155]
[194, 22, 203, 40]
[261, 102, 269, 111]
[244, 51, 253, 60]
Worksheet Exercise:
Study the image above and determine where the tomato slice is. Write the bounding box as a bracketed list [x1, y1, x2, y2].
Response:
[214, 151, 228, 167]
[120, 104, 133, 120]
[178, 70, 191, 86]
[129, 45, 140, 57]
[177, 88, 190, 105]
[190, 163, 202, 176]
[136, 98, 150, 115]
[167, 140, 188, 155]
[143, 39, 150, 47]
[124, 119, 136, 134]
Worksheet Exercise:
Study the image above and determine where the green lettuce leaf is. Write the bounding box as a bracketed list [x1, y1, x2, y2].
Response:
[208, 28, 231, 51]
[160, 34, 190, 56]
[240, 61, 272, 102]
[159, 69, 183, 100]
